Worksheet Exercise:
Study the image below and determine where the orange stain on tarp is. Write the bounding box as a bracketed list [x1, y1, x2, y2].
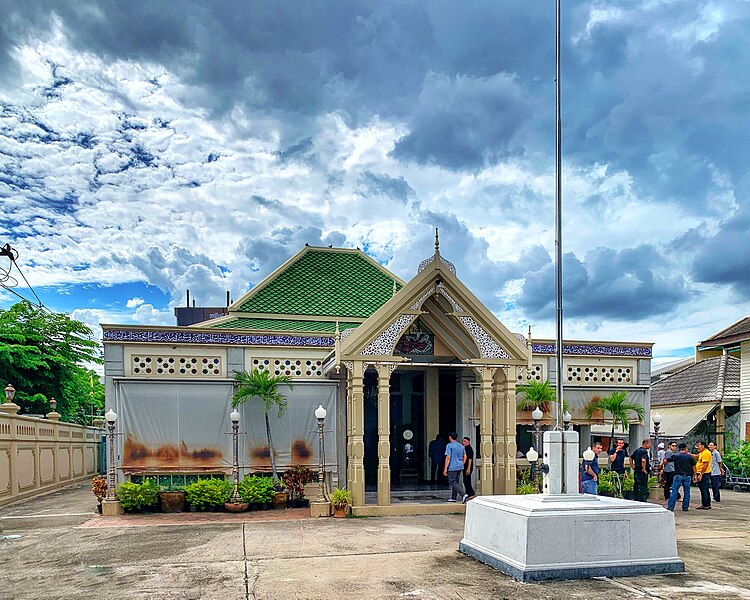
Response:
[123, 435, 223, 467]
[291, 439, 312, 461]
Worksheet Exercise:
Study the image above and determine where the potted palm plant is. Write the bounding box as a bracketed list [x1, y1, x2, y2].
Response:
[330, 487, 352, 518]
[232, 368, 293, 487]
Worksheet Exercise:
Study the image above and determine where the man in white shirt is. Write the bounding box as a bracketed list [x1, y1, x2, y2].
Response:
[708, 441, 726, 504]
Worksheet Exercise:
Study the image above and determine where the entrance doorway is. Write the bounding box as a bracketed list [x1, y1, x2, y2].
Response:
[363, 367, 462, 504]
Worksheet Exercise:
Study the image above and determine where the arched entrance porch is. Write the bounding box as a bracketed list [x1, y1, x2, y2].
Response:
[335, 242, 529, 515]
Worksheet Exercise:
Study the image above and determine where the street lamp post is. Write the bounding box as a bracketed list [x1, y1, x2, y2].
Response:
[1, 383, 20, 415]
[230, 409, 242, 503]
[101, 408, 124, 515]
[652, 412, 662, 469]
[527, 407, 545, 491]
[104, 409, 118, 502]
[563, 411, 572, 431]
[314, 404, 327, 502]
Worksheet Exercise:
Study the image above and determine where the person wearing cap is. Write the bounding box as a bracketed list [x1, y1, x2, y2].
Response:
[657, 442, 666, 464]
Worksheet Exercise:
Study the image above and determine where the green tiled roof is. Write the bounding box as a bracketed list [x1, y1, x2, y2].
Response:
[236, 249, 401, 318]
[208, 317, 360, 333]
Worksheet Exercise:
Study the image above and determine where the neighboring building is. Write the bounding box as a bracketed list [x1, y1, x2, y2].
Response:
[650, 357, 694, 384]
[651, 354, 740, 450]
[103, 241, 652, 515]
[697, 315, 750, 445]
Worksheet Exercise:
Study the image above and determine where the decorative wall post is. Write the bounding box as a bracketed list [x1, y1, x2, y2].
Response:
[349, 361, 366, 506]
[375, 363, 395, 506]
[477, 367, 496, 495]
[493, 369, 517, 495]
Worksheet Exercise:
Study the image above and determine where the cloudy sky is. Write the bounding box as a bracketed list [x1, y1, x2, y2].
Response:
[1, 1, 749, 366]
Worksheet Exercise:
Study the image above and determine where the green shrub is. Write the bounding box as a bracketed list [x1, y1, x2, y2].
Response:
[724, 441, 750, 477]
[238, 476, 275, 504]
[516, 481, 537, 495]
[117, 481, 159, 512]
[185, 478, 232, 510]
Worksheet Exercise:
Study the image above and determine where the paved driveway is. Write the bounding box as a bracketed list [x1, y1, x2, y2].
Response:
[2, 484, 749, 599]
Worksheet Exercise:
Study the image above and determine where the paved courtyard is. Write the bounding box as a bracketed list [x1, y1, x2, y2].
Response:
[1, 483, 749, 600]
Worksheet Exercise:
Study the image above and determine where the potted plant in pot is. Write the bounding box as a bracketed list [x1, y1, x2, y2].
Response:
[91, 476, 107, 514]
[158, 484, 187, 513]
[282, 465, 314, 508]
[330, 487, 352, 518]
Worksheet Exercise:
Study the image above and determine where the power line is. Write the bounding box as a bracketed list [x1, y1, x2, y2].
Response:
[0, 243, 49, 311]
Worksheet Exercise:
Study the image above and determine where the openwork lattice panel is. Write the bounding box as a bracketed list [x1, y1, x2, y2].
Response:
[516, 364, 544, 382]
[251, 358, 323, 378]
[565, 365, 633, 385]
[131, 355, 223, 377]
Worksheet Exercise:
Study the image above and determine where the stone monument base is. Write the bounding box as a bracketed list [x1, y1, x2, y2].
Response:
[310, 500, 331, 517]
[460, 494, 684, 582]
[101, 499, 124, 516]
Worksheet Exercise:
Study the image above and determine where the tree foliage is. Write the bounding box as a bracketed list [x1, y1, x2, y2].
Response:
[0, 302, 104, 422]
[584, 390, 645, 441]
[516, 379, 556, 411]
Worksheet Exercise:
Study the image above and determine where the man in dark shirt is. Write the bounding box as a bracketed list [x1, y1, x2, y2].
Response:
[461, 436, 476, 500]
[581, 442, 603, 495]
[630, 439, 651, 502]
[666, 443, 697, 511]
[609, 439, 627, 474]
[428, 434, 446, 484]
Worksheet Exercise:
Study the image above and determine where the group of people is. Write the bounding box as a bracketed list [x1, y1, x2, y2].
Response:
[579, 437, 726, 512]
[659, 440, 725, 512]
[428, 432, 476, 503]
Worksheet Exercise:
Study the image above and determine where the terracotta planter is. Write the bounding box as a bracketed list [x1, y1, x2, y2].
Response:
[224, 502, 249, 512]
[158, 491, 186, 513]
[273, 491, 288, 507]
[333, 505, 349, 518]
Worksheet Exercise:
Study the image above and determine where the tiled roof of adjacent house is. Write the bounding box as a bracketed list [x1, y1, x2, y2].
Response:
[234, 248, 402, 318]
[651, 355, 740, 406]
[207, 317, 360, 333]
[700, 315, 750, 345]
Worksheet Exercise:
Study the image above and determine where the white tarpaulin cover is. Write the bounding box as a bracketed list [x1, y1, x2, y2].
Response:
[116, 380, 337, 474]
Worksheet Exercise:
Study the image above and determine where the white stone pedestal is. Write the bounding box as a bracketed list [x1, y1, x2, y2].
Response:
[460, 494, 684, 582]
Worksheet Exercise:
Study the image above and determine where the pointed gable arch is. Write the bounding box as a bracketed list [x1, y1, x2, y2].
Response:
[340, 252, 529, 365]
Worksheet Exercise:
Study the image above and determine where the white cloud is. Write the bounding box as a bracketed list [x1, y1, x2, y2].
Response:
[126, 297, 144, 308]
[132, 303, 174, 326]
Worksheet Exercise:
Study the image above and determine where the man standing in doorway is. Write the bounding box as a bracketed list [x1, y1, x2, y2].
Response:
[695, 441, 713, 510]
[666, 443, 696, 512]
[708, 441, 725, 504]
[428, 434, 446, 484]
[443, 432, 467, 503]
[630, 439, 651, 502]
[461, 437, 476, 500]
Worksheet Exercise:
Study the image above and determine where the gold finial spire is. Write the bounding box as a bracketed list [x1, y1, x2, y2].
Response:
[434, 227, 440, 255]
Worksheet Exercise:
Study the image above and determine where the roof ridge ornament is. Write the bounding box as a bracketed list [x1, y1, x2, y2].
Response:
[418, 226, 456, 275]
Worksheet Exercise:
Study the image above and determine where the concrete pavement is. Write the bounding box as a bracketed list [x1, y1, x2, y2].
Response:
[1, 483, 749, 599]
